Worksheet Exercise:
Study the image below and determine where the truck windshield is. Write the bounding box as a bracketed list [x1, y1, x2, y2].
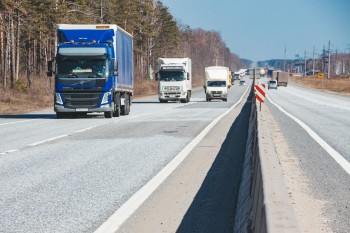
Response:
[159, 71, 185, 81]
[56, 57, 108, 78]
[207, 81, 226, 87]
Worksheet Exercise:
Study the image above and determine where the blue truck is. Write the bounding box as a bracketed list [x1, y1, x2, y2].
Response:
[47, 24, 133, 119]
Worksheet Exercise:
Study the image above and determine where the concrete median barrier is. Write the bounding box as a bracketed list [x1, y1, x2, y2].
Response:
[234, 85, 300, 232]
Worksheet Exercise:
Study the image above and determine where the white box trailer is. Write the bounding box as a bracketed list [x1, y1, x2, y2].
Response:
[204, 66, 230, 102]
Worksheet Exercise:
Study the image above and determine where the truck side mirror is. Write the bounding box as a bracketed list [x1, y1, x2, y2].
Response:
[155, 72, 159, 81]
[187, 73, 190, 80]
[114, 60, 118, 76]
[47, 60, 54, 77]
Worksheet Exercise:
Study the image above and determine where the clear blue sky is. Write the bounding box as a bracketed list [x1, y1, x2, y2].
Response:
[160, 0, 350, 62]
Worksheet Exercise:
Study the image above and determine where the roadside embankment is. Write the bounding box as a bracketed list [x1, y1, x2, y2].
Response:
[234, 85, 301, 232]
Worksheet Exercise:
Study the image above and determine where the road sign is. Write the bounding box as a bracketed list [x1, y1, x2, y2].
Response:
[255, 84, 266, 103]
[318, 73, 324, 79]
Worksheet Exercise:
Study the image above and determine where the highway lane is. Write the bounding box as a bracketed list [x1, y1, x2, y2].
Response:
[265, 83, 350, 232]
[0, 78, 250, 232]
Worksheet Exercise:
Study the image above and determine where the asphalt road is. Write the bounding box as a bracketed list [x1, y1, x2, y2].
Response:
[265, 82, 350, 233]
[0, 78, 250, 233]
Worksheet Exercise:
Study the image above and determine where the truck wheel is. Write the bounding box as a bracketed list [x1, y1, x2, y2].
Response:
[126, 95, 130, 115]
[121, 93, 126, 115]
[159, 100, 168, 103]
[113, 94, 121, 117]
[121, 93, 130, 115]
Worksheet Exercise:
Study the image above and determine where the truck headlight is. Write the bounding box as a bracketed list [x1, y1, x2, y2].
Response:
[101, 92, 111, 105]
[55, 93, 63, 105]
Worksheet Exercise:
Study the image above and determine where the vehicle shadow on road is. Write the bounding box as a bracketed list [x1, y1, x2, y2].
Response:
[176, 89, 253, 233]
[132, 101, 168, 104]
[0, 113, 108, 119]
[0, 114, 57, 119]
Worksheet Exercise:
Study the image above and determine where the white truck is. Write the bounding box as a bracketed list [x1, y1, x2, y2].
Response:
[239, 68, 247, 77]
[276, 71, 289, 86]
[204, 66, 230, 102]
[156, 58, 192, 103]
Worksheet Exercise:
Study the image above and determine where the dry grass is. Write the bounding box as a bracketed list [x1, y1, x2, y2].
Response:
[290, 75, 350, 95]
[134, 78, 158, 96]
[0, 78, 53, 115]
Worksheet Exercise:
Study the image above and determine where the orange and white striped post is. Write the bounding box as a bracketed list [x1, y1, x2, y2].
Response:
[254, 84, 266, 111]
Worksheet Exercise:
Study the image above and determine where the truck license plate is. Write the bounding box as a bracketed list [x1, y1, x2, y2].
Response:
[76, 108, 88, 112]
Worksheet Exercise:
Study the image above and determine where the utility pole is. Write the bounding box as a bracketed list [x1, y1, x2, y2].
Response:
[335, 49, 338, 75]
[295, 54, 300, 73]
[312, 46, 315, 76]
[328, 40, 331, 79]
[304, 50, 307, 76]
[348, 44, 350, 75]
[284, 44, 286, 71]
[322, 45, 327, 75]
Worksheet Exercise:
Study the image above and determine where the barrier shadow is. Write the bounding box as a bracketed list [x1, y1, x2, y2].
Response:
[176, 88, 254, 233]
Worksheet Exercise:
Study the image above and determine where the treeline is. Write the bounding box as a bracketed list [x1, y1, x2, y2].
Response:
[257, 59, 293, 71]
[0, 0, 243, 91]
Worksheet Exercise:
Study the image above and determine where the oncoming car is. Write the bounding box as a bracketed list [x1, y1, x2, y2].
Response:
[268, 80, 278, 90]
[239, 80, 246, 86]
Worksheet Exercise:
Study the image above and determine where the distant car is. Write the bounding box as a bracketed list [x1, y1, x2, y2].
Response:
[268, 80, 278, 90]
[239, 80, 246, 86]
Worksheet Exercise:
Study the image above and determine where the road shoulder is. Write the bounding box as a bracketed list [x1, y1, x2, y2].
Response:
[259, 105, 330, 232]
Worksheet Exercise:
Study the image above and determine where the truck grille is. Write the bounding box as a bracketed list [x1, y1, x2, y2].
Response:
[212, 91, 222, 94]
[63, 92, 101, 108]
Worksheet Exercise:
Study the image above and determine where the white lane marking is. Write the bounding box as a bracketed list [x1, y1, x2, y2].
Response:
[1, 95, 240, 154]
[28, 135, 68, 147]
[29, 124, 106, 147]
[1, 110, 169, 153]
[94, 84, 251, 233]
[267, 95, 350, 176]
[74, 126, 95, 133]
[0, 149, 18, 155]
[280, 87, 350, 112]
[0, 119, 38, 126]
[2, 125, 99, 153]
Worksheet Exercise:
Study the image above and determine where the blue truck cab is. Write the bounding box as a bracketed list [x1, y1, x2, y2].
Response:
[47, 24, 133, 119]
